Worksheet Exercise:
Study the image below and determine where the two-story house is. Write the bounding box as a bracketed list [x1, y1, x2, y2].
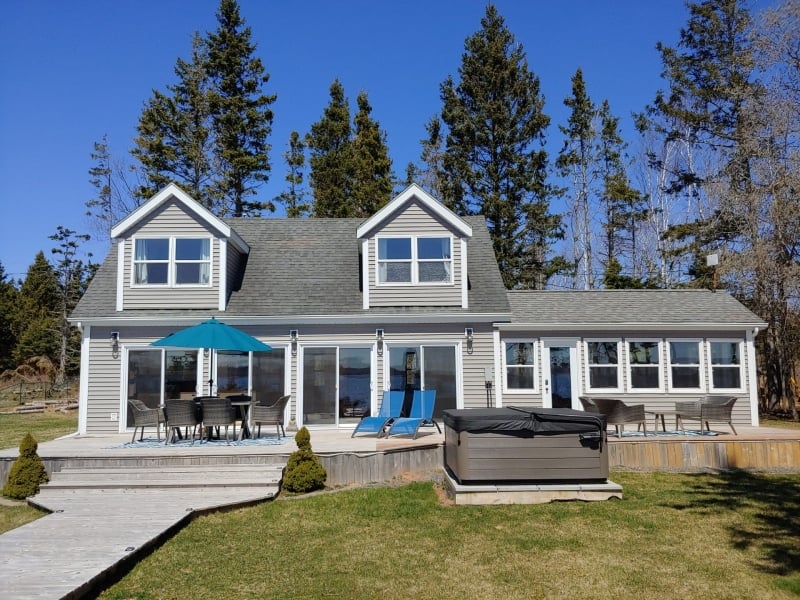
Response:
[70, 183, 766, 435]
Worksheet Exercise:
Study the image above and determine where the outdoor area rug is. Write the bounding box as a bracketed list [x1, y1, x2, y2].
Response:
[110, 435, 290, 449]
[619, 429, 719, 438]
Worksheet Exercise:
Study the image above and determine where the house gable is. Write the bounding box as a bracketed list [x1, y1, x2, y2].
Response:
[358, 184, 473, 309]
[109, 184, 249, 312]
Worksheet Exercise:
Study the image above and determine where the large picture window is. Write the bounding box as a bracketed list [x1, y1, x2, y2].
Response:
[668, 341, 702, 390]
[377, 236, 452, 285]
[133, 237, 211, 286]
[627, 340, 662, 390]
[709, 341, 742, 389]
[504, 341, 536, 391]
[586, 340, 620, 390]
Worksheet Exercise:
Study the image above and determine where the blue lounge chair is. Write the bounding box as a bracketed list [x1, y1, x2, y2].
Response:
[351, 390, 404, 438]
[385, 390, 440, 439]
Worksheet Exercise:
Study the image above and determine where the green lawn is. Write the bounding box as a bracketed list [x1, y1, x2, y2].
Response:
[0, 411, 78, 450]
[97, 471, 800, 600]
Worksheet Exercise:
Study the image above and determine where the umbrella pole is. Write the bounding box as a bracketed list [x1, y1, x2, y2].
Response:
[208, 349, 214, 396]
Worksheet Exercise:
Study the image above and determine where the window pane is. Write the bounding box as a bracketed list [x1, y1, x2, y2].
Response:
[252, 349, 286, 404]
[506, 343, 534, 366]
[670, 341, 699, 364]
[507, 368, 533, 389]
[127, 350, 162, 406]
[381, 262, 411, 283]
[175, 263, 202, 284]
[176, 238, 209, 260]
[713, 367, 740, 388]
[165, 351, 198, 398]
[135, 238, 169, 260]
[216, 352, 249, 395]
[418, 261, 449, 282]
[378, 238, 411, 260]
[672, 366, 700, 388]
[135, 263, 167, 284]
[589, 366, 617, 388]
[631, 367, 659, 388]
[711, 342, 739, 365]
[588, 342, 618, 365]
[629, 341, 659, 364]
[417, 237, 450, 259]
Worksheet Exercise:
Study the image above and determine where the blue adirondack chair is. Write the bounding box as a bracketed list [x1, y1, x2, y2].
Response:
[385, 390, 439, 439]
[351, 390, 405, 438]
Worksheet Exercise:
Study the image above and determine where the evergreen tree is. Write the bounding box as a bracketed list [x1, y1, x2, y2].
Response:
[0, 263, 20, 372]
[596, 100, 647, 287]
[206, 0, 276, 217]
[438, 5, 560, 289]
[133, 33, 215, 206]
[306, 79, 354, 217]
[49, 227, 95, 381]
[557, 68, 596, 289]
[13, 253, 61, 367]
[275, 131, 310, 218]
[131, 0, 274, 216]
[351, 91, 394, 217]
[415, 115, 449, 205]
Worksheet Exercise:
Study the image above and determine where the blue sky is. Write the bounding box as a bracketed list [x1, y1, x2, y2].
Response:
[0, 0, 703, 280]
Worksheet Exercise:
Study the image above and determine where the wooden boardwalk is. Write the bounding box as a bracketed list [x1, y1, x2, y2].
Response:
[0, 463, 283, 600]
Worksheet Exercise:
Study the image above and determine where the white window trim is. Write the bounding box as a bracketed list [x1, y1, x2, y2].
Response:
[707, 339, 745, 392]
[131, 236, 213, 288]
[584, 339, 623, 393]
[666, 338, 705, 392]
[625, 338, 665, 393]
[502, 338, 539, 394]
[375, 234, 454, 287]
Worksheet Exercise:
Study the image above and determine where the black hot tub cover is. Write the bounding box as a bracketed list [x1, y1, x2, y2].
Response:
[442, 407, 605, 435]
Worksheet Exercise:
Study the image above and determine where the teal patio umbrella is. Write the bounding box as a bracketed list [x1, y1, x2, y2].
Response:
[151, 317, 271, 395]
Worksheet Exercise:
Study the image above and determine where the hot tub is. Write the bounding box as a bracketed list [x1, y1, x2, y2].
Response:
[443, 407, 608, 484]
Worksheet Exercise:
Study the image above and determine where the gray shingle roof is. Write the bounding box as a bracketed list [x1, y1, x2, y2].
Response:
[72, 216, 510, 321]
[506, 289, 765, 328]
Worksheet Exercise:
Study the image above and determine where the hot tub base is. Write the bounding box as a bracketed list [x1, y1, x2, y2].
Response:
[443, 468, 623, 505]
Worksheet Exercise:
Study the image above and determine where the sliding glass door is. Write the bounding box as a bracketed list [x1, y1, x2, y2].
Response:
[302, 346, 372, 426]
[387, 345, 457, 419]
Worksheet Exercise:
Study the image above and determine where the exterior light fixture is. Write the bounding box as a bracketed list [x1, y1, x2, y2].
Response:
[110, 331, 120, 358]
[290, 329, 298, 356]
[465, 328, 474, 354]
[376, 329, 384, 356]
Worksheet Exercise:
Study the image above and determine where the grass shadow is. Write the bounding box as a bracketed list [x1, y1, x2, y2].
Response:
[664, 470, 800, 577]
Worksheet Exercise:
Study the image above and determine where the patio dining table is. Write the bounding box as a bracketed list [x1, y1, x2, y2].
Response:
[229, 398, 253, 440]
[645, 409, 683, 433]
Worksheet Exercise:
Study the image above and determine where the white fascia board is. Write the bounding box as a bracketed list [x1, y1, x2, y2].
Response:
[110, 184, 249, 253]
[75, 312, 512, 328]
[356, 183, 472, 239]
[219, 239, 227, 311]
[115, 239, 125, 312]
[496, 322, 768, 332]
[460, 238, 469, 309]
[361, 239, 370, 309]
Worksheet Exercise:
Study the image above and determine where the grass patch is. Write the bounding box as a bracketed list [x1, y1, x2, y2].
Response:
[100, 471, 800, 599]
[0, 411, 77, 450]
[0, 502, 47, 534]
[761, 415, 800, 430]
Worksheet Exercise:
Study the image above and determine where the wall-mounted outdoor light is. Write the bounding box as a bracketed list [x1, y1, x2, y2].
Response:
[376, 329, 384, 356]
[290, 329, 298, 356]
[465, 327, 474, 354]
[110, 331, 120, 358]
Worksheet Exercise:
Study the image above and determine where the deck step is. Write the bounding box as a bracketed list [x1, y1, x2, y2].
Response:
[41, 463, 284, 491]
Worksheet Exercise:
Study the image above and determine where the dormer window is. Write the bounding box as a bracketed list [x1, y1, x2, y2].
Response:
[377, 236, 452, 285]
[133, 237, 211, 286]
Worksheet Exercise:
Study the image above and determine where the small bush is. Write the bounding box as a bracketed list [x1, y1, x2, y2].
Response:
[282, 427, 326, 493]
[2, 433, 49, 500]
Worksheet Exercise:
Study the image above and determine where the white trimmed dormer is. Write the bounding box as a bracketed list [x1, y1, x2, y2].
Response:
[357, 184, 472, 309]
[110, 184, 249, 312]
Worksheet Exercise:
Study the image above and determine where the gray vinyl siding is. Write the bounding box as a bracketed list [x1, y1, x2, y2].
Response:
[226, 244, 247, 304]
[121, 201, 221, 310]
[84, 328, 125, 434]
[367, 202, 464, 307]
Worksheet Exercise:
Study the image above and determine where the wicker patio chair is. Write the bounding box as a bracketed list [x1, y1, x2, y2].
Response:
[580, 396, 647, 437]
[164, 399, 199, 444]
[200, 397, 237, 444]
[251, 395, 290, 439]
[675, 396, 737, 435]
[127, 399, 166, 442]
